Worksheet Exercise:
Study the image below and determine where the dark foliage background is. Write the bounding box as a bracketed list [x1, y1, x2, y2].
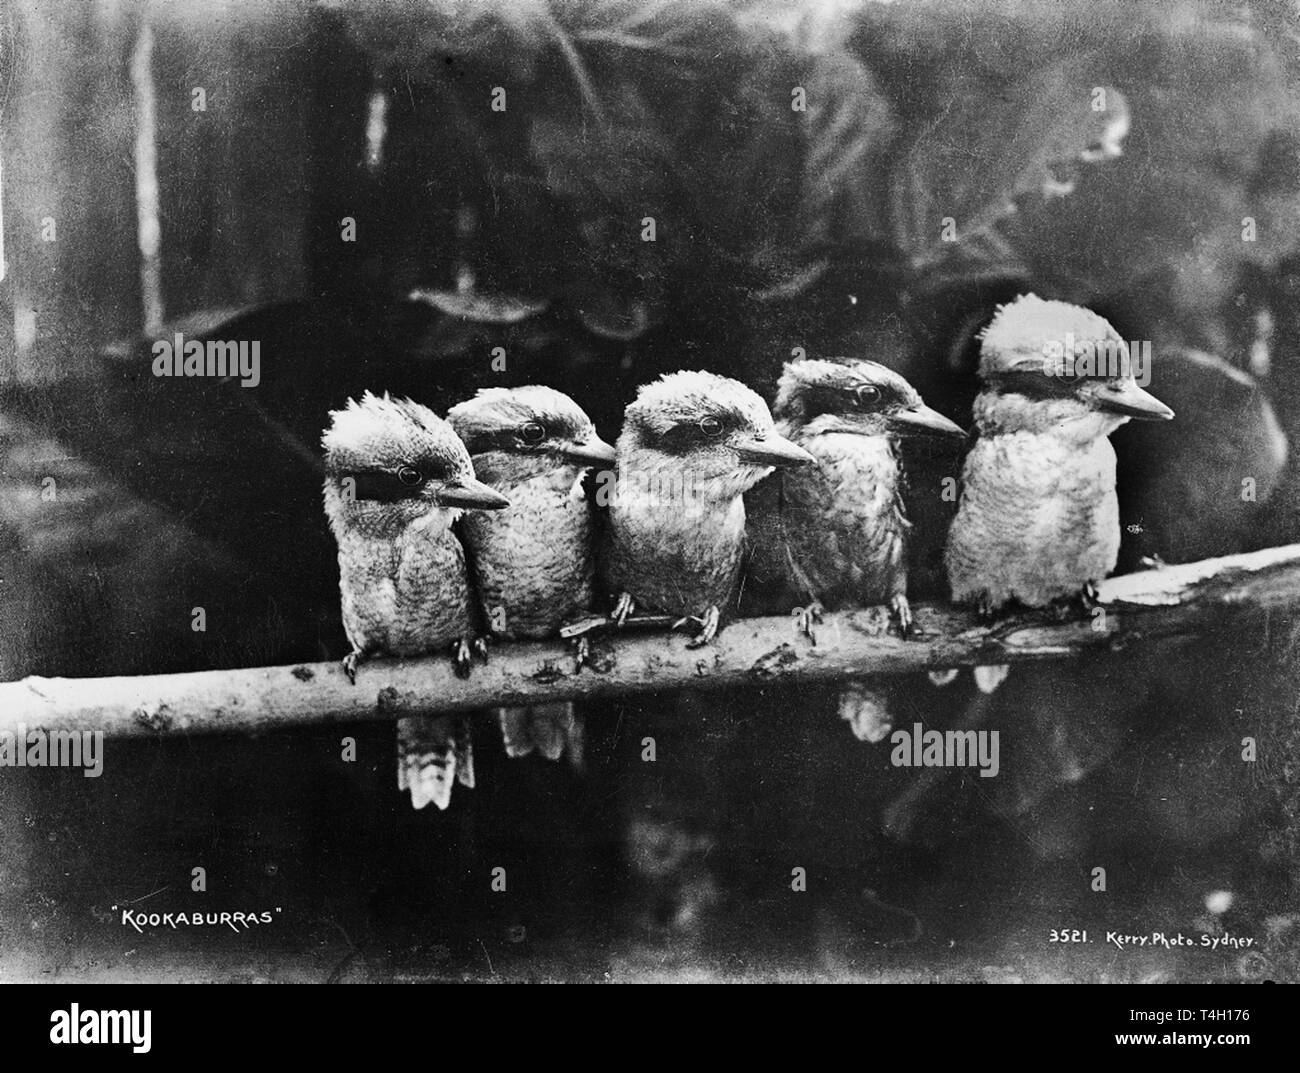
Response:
[2, 0, 1299, 980]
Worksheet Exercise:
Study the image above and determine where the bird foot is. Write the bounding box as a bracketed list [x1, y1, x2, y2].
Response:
[890, 594, 914, 638]
[675, 606, 720, 648]
[569, 634, 590, 672]
[1049, 590, 1093, 622]
[792, 602, 825, 643]
[976, 593, 1001, 622]
[1078, 581, 1100, 613]
[473, 636, 490, 663]
[452, 638, 473, 680]
[612, 592, 636, 628]
[342, 649, 365, 685]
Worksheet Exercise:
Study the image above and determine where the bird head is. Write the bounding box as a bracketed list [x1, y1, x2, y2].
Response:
[975, 294, 1175, 437]
[322, 391, 509, 537]
[446, 385, 615, 486]
[773, 358, 965, 441]
[618, 370, 813, 502]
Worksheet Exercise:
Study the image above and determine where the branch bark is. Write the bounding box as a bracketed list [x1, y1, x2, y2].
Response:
[3, 544, 1300, 739]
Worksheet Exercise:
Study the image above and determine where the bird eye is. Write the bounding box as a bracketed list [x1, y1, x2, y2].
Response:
[397, 465, 423, 487]
[520, 421, 546, 445]
[699, 415, 724, 437]
[854, 385, 881, 407]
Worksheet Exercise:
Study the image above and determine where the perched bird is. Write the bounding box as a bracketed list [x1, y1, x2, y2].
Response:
[745, 358, 965, 742]
[602, 371, 809, 940]
[446, 385, 615, 761]
[747, 358, 965, 633]
[604, 370, 813, 644]
[322, 391, 510, 810]
[946, 294, 1174, 616]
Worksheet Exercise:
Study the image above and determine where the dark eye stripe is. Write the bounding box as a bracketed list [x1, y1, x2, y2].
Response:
[347, 470, 424, 503]
[655, 417, 737, 454]
[457, 418, 585, 455]
[798, 384, 902, 418]
[456, 427, 522, 455]
[986, 370, 1114, 401]
[345, 462, 453, 502]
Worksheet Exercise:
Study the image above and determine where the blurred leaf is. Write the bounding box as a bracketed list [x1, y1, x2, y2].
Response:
[408, 287, 548, 324]
[325, 0, 556, 78]
[1250, 130, 1300, 200]
[566, 286, 654, 340]
[889, 58, 1128, 279]
[796, 50, 896, 254]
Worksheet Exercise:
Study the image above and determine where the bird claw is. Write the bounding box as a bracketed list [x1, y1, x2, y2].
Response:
[890, 594, 914, 638]
[792, 602, 824, 643]
[675, 606, 720, 648]
[1050, 589, 1094, 622]
[570, 634, 590, 672]
[473, 636, 490, 663]
[342, 649, 364, 685]
[452, 638, 473, 680]
[612, 592, 635, 628]
[976, 593, 1000, 622]
[1078, 581, 1100, 612]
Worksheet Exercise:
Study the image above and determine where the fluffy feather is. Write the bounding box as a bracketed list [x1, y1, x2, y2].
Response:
[449, 385, 610, 762]
[323, 392, 495, 810]
[747, 358, 961, 740]
[606, 371, 807, 627]
[947, 294, 1172, 612]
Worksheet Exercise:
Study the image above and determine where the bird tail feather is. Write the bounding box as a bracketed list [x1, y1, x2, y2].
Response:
[497, 707, 533, 758]
[927, 665, 1010, 693]
[838, 681, 894, 744]
[397, 715, 473, 810]
[495, 702, 584, 767]
[973, 664, 1010, 694]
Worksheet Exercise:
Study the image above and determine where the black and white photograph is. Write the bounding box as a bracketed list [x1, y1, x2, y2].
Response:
[0, 0, 1298, 1004]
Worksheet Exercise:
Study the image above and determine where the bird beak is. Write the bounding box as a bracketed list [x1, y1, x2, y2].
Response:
[558, 435, 616, 467]
[886, 403, 967, 439]
[734, 434, 815, 469]
[1089, 381, 1175, 421]
[436, 479, 511, 510]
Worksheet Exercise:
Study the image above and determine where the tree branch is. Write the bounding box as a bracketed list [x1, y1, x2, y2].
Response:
[3, 544, 1300, 739]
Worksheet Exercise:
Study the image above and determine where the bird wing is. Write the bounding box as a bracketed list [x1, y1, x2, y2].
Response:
[741, 471, 813, 615]
[741, 472, 786, 586]
[781, 443, 909, 607]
